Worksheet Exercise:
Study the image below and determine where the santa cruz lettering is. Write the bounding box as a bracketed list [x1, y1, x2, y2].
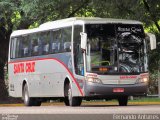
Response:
[14, 62, 35, 74]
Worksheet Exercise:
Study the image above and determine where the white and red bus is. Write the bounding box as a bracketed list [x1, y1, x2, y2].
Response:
[8, 17, 156, 106]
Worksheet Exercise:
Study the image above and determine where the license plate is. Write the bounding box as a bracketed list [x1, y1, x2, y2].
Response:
[113, 88, 124, 93]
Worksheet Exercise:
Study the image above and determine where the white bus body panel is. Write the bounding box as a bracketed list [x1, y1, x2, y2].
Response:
[8, 57, 81, 97]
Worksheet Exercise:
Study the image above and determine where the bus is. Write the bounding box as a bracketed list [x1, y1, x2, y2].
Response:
[8, 17, 156, 106]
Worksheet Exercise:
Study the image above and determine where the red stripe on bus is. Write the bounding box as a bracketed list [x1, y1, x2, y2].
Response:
[8, 58, 84, 96]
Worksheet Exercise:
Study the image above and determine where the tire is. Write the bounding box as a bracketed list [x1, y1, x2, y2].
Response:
[64, 84, 69, 106]
[64, 96, 70, 106]
[118, 96, 128, 106]
[23, 84, 33, 106]
[23, 84, 41, 106]
[64, 83, 82, 106]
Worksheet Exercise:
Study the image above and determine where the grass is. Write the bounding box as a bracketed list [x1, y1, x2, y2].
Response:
[129, 97, 160, 102]
[127, 97, 160, 105]
[81, 98, 160, 106]
[0, 97, 160, 107]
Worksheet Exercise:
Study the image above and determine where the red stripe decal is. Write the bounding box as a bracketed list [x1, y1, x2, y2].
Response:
[9, 58, 84, 96]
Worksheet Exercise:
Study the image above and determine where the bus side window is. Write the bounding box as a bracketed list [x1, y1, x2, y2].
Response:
[64, 42, 71, 52]
[21, 36, 30, 57]
[11, 37, 21, 58]
[10, 38, 15, 58]
[43, 44, 49, 54]
[51, 29, 61, 53]
[14, 37, 22, 58]
[51, 43, 56, 53]
[61, 27, 71, 52]
[31, 34, 39, 56]
[40, 31, 50, 55]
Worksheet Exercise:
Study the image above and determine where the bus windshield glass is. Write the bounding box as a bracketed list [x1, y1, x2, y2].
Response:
[85, 24, 146, 75]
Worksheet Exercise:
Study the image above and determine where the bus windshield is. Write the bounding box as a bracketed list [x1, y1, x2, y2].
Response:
[85, 24, 146, 75]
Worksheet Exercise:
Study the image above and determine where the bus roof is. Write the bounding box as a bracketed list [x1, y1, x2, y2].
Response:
[11, 17, 143, 37]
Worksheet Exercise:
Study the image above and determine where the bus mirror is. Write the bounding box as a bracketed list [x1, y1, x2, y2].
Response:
[146, 33, 156, 50]
[80, 32, 87, 51]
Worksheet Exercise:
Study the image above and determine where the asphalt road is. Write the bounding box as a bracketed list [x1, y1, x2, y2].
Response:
[0, 105, 160, 114]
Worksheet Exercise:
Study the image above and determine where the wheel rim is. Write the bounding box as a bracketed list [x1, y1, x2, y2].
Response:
[24, 86, 29, 104]
[68, 87, 72, 102]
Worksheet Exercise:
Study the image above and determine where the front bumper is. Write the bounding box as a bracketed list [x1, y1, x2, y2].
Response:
[84, 82, 147, 97]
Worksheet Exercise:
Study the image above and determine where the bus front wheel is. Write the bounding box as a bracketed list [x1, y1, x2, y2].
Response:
[64, 83, 82, 106]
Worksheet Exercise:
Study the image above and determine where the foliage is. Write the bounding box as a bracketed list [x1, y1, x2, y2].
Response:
[148, 71, 158, 94]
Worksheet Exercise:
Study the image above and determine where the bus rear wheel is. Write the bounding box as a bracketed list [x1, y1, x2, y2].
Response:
[64, 83, 82, 106]
[23, 84, 41, 106]
[118, 96, 128, 106]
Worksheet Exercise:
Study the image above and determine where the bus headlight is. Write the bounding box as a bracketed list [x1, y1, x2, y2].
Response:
[86, 77, 102, 84]
[136, 77, 148, 84]
[142, 77, 148, 83]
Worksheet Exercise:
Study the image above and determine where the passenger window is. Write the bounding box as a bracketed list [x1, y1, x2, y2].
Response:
[30, 34, 40, 56]
[61, 27, 72, 52]
[21, 36, 30, 57]
[12, 37, 22, 58]
[10, 38, 16, 58]
[51, 29, 61, 53]
[40, 31, 50, 55]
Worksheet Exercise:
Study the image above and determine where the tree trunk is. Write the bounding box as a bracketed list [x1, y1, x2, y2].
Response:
[0, 19, 10, 101]
[0, 63, 8, 100]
